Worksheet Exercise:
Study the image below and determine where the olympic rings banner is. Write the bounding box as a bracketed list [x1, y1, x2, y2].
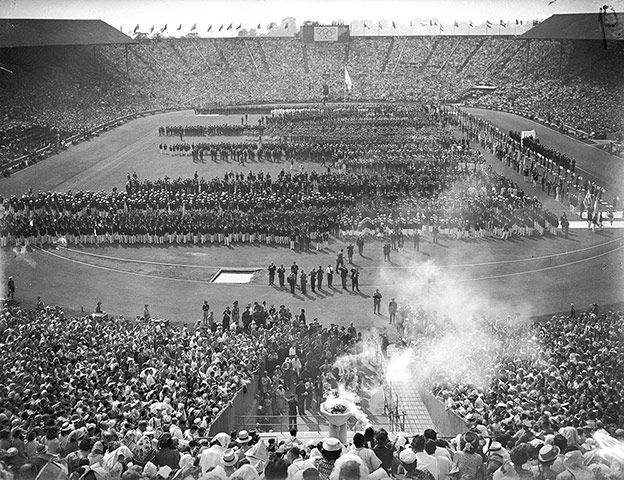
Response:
[314, 26, 338, 42]
[301, 25, 350, 43]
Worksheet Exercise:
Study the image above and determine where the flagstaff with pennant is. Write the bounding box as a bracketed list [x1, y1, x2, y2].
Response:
[344, 66, 352, 101]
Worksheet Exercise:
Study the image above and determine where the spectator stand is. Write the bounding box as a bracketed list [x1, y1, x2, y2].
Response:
[1, 106, 188, 176]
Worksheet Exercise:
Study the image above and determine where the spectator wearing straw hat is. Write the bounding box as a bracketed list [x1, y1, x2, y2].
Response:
[221, 448, 239, 476]
[236, 430, 252, 456]
[530, 445, 560, 480]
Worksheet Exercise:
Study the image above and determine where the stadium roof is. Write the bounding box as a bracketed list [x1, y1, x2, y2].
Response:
[522, 13, 624, 41]
[0, 19, 135, 48]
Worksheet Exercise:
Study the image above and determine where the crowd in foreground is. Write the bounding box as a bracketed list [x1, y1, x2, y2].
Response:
[2, 382, 624, 480]
[380, 301, 624, 480]
[2, 292, 624, 480]
[424, 307, 624, 436]
[0, 297, 360, 479]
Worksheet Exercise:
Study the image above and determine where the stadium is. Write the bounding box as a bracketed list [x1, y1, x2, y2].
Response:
[0, 2, 623, 479]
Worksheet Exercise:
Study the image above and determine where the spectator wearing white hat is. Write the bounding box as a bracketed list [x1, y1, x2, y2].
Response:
[530, 445, 560, 480]
[485, 442, 507, 479]
[399, 448, 434, 480]
[222, 448, 240, 476]
[236, 430, 252, 457]
[316, 438, 343, 480]
[198, 432, 231, 474]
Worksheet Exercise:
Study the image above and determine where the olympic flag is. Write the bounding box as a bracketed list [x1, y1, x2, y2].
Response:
[314, 26, 338, 41]
[345, 66, 353, 93]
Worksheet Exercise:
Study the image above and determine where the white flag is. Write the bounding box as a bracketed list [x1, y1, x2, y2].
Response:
[521, 130, 536, 141]
[344, 66, 353, 93]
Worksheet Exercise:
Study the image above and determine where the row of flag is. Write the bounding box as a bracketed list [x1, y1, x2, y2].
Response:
[131, 22, 292, 34]
[362, 19, 527, 30]
[129, 18, 538, 35]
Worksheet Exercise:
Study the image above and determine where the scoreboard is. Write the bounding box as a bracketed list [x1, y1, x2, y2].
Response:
[301, 25, 350, 43]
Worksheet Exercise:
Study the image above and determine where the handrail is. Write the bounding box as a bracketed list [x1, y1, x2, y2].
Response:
[391, 37, 409, 75]
[236, 413, 395, 434]
[243, 39, 261, 76]
[190, 40, 214, 73]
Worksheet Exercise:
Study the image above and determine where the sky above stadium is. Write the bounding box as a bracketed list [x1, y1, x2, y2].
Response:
[2, 0, 624, 35]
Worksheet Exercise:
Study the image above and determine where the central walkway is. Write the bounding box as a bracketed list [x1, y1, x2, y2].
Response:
[388, 380, 435, 434]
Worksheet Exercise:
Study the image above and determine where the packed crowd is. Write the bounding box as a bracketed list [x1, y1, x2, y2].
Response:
[365, 301, 624, 480]
[3, 331, 623, 480]
[390, 299, 624, 459]
[1, 36, 622, 167]
[0, 125, 61, 167]
[0, 296, 365, 479]
[427, 307, 624, 433]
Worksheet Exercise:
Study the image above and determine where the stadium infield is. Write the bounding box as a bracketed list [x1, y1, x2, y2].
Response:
[1, 108, 623, 327]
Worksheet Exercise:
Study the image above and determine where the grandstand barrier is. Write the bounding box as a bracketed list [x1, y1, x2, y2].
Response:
[207, 367, 261, 437]
[417, 387, 466, 437]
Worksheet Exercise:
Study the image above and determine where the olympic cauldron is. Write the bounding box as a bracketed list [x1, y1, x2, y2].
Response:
[320, 397, 355, 444]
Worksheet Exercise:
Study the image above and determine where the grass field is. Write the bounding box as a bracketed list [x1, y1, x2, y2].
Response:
[1, 109, 623, 328]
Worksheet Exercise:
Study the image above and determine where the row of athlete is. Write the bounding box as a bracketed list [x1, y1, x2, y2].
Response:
[158, 142, 286, 164]
[267, 262, 362, 294]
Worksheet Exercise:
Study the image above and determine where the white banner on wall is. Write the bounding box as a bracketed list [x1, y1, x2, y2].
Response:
[314, 26, 338, 41]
